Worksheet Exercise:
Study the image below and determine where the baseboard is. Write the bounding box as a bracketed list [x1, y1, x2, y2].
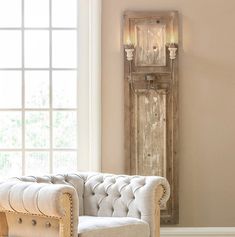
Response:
[160, 227, 235, 237]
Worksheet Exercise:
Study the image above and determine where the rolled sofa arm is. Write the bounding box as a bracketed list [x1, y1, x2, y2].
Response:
[0, 181, 79, 237]
[133, 176, 170, 237]
[132, 175, 170, 208]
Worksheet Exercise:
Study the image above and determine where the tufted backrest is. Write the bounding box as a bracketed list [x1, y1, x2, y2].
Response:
[83, 173, 149, 218]
[11, 172, 170, 228]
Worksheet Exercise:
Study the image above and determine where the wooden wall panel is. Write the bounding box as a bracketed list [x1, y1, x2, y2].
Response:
[123, 11, 179, 224]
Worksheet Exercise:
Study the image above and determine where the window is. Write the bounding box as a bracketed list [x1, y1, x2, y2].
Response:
[0, 0, 80, 177]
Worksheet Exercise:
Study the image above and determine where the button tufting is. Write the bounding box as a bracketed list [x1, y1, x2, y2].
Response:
[32, 220, 37, 226]
[45, 222, 51, 228]
[17, 218, 22, 224]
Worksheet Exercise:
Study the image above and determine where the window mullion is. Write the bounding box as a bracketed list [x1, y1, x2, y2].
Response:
[76, 0, 79, 172]
[0, 68, 77, 71]
[49, 0, 53, 173]
[0, 27, 77, 31]
[21, 0, 25, 176]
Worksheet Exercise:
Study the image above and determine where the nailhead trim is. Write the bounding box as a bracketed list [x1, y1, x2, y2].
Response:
[67, 193, 74, 237]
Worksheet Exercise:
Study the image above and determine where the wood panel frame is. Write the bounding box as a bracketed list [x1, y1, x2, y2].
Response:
[123, 11, 179, 224]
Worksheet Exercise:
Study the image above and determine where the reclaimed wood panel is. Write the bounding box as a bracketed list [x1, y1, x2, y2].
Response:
[123, 11, 179, 224]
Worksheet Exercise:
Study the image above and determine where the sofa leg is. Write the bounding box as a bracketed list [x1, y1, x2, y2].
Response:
[0, 212, 8, 237]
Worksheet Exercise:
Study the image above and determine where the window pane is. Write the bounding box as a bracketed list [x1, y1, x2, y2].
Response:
[52, 30, 77, 68]
[52, 0, 77, 27]
[0, 0, 21, 27]
[25, 112, 49, 148]
[0, 152, 22, 179]
[53, 71, 77, 108]
[0, 31, 21, 68]
[0, 112, 22, 149]
[0, 71, 21, 108]
[25, 30, 49, 68]
[25, 71, 49, 108]
[25, 152, 49, 175]
[53, 111, 76, 148]
[25, 0, 49, 28]
[53, 151, 77, 173]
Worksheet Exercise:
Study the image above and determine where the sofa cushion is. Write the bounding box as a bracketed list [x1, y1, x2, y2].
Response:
[78, 216, 150, 237]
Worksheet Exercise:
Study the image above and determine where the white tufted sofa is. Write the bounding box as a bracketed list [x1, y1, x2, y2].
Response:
[0, 172, 170, 237]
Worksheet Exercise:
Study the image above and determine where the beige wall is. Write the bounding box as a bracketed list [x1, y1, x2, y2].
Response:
[101, 0, 235, 227]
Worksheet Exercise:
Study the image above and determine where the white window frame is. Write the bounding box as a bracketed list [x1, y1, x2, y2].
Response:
[77, 0, 102, 172]
[0, 0, 102, 175]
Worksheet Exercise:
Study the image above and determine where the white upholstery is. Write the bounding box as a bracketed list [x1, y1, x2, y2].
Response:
[0, 172, 170, 237]
[78, 216, 150, 237]
[0, 181, 78, 218]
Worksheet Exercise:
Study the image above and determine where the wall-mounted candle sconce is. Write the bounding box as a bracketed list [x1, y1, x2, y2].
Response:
[168, 43, 178, 60]
[124, 42, 178, 62]
[125, 48, 135, 61]
[124, 17, 178, 94]
[124, 42, 135, 61]
[123, 11, 179, 224]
